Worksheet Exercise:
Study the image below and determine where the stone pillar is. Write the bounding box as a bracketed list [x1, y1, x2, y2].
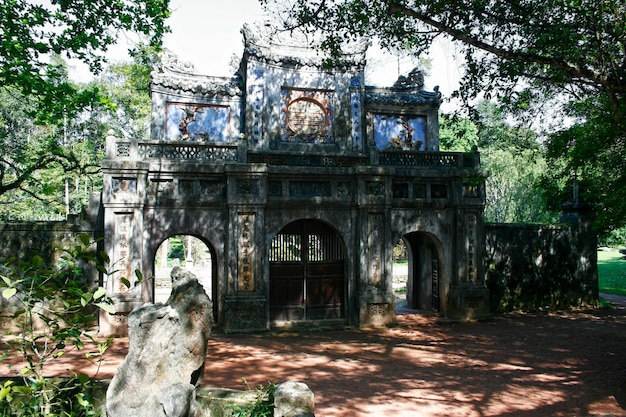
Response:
[223, 165, 269, 332]
[99, 133, 149, 336]
[447, 208, 489, 320]
[560, 198, 598, 304]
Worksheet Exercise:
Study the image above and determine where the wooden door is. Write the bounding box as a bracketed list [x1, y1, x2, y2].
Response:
[270, 220, 344, 321]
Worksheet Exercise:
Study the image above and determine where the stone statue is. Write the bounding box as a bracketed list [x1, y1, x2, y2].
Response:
[106, 267, 213, 417]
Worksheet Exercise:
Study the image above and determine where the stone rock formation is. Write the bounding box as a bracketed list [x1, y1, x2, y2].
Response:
[106, 267, 213, 417]
[274, 381, 315, 417]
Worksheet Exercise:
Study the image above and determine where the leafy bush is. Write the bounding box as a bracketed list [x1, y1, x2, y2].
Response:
[231, 380, 275, 417]
[0, 233, 114, 416]
[168, 237, 184, 263]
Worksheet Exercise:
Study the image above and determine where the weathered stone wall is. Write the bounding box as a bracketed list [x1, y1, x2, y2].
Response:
[0, 196, 103, 330]
[0, 218, 93, 265]
[1, 207, 598, 326]
[485, 219, 598, 312]
[0, 194, 102, 266]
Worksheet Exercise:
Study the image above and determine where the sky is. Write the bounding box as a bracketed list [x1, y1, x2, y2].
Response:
[74, 0, 462, 109]
[162, 0, 461, 91]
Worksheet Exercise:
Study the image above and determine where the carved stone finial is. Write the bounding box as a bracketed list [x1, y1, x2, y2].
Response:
[161, 50, 196, 74]
[392, 67, 425, 90]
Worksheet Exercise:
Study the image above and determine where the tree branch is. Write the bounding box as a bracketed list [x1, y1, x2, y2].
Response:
[386, 1, 622, 94]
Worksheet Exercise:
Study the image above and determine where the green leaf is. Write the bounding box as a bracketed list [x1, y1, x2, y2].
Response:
[99, 251, 110, 264]
[80, 295, 89, 307]
[93, 286, 106, 300]
[76, 392, 90, 407]
[31, 255, 44, 269]
[96, 302, 116, 314]
[2, 288, 17, 300]
[78, 372, 90, 385]
[12, 385, 31, 395]
[98, 338, 112, 355]
[0, 275, 11, 287]
[0, 379, 15, 402]
[79, 233, 91, 247]
[120, 277, 131, 289]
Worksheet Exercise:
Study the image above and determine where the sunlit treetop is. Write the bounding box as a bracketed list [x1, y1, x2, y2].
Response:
[0, 0, 170, 121]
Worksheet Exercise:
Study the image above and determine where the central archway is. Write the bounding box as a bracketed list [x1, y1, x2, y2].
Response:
[269, 219, 345, 322]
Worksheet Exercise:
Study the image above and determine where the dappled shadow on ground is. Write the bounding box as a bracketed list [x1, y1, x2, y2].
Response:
[203, 309, 626, 417]
[2, 307, 625, 417]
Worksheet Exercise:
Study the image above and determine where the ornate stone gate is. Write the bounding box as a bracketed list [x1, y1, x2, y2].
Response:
[99, 24, 488, 335]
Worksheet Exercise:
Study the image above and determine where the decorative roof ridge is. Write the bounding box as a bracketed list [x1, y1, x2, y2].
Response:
[150, 51, 242, 97]
[365, 67, 442, 106]
[365, 85, 443, 106]
[241, 22, 368, 70]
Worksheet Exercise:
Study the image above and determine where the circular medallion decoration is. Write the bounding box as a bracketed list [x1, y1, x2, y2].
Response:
[286, 97, 327, 136]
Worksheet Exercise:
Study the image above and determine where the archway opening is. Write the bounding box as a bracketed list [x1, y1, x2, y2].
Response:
[269, 219, 345, 322]
[392, 238, 409, 310]
[395, 232, 441, 314]
[154, 235, 214, 304]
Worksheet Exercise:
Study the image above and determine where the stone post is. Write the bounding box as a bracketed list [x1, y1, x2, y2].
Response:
[273, 381, 315, 417]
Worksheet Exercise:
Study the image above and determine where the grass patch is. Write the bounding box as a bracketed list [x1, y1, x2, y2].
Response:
[597, 250, 626, 296]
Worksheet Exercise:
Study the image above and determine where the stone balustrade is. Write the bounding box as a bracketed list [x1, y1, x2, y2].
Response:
[106, 132, 480, 170]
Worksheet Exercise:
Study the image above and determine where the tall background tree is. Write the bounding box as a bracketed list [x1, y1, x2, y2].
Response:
[263, 0, 626, 236]
[0, 0, 169, 220]
[441, 101, 557, 224]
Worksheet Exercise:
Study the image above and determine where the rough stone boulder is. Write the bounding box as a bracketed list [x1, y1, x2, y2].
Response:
[274, 381, 315, 417]
[106, 267, 213, 417]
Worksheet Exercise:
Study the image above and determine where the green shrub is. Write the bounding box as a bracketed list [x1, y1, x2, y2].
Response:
[0, 233, 114, 416]
[168, 237, 184, 263]
[231, 380, 275, 417]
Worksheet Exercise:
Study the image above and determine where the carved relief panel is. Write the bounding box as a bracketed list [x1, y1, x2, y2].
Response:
[368, 213, 384, 286]
[466, 213, 478, 282]
[113, 213, 134, 294]
[166, 102, 230, 141]
[238, 213, 255, 292]
[373, 114, 426, 150]
[280, 88, 334, 144]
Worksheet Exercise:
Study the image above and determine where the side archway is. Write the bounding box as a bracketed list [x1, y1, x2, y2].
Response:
[399, 232, 443, 312]
[153, 235, 216, 307]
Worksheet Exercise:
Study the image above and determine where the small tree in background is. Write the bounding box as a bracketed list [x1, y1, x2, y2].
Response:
[441, 102, 558, 225]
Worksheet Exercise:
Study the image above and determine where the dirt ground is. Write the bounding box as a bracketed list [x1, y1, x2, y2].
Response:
[2, 301, 625, 417]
